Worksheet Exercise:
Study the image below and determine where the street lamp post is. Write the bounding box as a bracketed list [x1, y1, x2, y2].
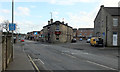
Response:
[11, 0, 14, 61]
[105, 16, 108, 47]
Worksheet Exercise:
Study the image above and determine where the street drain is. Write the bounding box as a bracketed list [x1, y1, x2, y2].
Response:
[34, 43, 38, 44]
[116, 55, 120, 57]
[35, 53, 40, 55]
[74, 48, 84, 50]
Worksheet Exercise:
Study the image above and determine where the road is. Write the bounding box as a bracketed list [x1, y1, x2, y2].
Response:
[20, 40, 119, 72]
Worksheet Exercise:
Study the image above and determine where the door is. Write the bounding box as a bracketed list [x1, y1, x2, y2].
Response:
[113, 32, 117, 46]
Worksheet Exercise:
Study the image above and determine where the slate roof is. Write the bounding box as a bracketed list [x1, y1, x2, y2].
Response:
[43, 21, 73, 29]
[104, 7, 120, 16]
[78, 28, 94, 30]
[94, 6, 120, 22]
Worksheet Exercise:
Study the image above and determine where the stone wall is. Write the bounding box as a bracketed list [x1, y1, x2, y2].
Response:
[0, 34, 13, 71]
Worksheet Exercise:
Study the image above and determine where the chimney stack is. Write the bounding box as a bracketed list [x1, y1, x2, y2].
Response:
[66, 23, 68, 26]
[48, 21, 50, 25]
[62, 21, 64, 24]
[101, 5, 104, 8]
[50, 19, 53, 24]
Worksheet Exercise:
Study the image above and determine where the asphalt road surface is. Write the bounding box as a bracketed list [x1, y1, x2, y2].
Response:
[20, 40, 119, 72]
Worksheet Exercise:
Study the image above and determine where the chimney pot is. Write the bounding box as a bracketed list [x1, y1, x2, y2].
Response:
[50, 19, 53, 24]
[48, 21, 50, 25]
[101, 5, 104, 8]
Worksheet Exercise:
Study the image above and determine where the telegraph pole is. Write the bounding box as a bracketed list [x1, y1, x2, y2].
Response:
[12, 0, 14, 24]
[105, 16, 107, 47]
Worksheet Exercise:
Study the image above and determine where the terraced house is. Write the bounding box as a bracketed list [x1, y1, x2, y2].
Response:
[43, 19, 73, 43]
[77, 28, 94, 39]
[94, 5, 120, 47]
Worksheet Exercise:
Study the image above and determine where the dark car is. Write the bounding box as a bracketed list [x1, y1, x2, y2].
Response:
[71, 38, 77, 43]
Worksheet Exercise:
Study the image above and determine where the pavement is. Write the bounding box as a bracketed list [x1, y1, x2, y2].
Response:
[5, 42, 35, 72]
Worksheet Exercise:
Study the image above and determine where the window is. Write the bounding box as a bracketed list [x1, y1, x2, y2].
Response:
[56, 38, 59, 40]
[90, 33, 92, 36]
[56, 25, 59, 31]
[80, 33, 82, 35]
[56, 35, 59, 40]
[113, 18, 118, 26]
[113, 32, 117, 34]
[85, 33, 87, 35]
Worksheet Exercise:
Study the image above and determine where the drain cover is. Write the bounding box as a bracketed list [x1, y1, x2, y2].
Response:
[74, 48, 84, 50]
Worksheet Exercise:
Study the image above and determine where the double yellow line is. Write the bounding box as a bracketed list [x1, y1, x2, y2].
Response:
[28, 55, 40, 72]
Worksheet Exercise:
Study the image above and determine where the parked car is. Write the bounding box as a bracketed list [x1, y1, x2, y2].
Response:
[21, 38, 25, 42]
[21, 39, 24, 42]
[90, 37, 103, 46]
[86, 38, 91, 43]
[79, 38, 82, 41]
[71, 38, 77, 43]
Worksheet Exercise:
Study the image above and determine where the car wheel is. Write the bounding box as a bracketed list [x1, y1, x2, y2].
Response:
[90, 43, 92, 46]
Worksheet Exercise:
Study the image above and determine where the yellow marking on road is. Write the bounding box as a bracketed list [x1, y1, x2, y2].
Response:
[28, 55, 40, 72]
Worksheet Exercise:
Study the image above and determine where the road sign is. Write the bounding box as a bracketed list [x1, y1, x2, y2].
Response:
[9, 23, 16, 31]
[102, 32, 105, 36]
[34, 32, 38, 35]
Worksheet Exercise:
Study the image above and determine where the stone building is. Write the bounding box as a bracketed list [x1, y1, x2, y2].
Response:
[73, 28, 77, 38]
[26, 31, 41, 40]
[94, 5, 120, 46]
[42, 19, 73, 43]
[77, 28, 94, 39]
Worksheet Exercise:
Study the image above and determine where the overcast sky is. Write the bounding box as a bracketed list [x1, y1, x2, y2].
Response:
[0, 0, 119, 34]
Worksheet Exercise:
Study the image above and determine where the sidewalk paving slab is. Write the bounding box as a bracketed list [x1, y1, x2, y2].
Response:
[5, 43, 35, 72]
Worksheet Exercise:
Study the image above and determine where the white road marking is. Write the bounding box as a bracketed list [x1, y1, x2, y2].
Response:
[83, 53, 89, 54]
[38, 59, 44, 64]
[26, 40, 34, 42]
[86, 60, 117, 70]
[41, 44, 51, 46]
[64, 51, 70, 52]
[33, 58, 44, 64]
[71, 53, 77, 54]
[65, 54, 77, 59]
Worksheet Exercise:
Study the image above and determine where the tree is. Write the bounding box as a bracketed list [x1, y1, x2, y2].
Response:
[1, 20, 9, 32]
